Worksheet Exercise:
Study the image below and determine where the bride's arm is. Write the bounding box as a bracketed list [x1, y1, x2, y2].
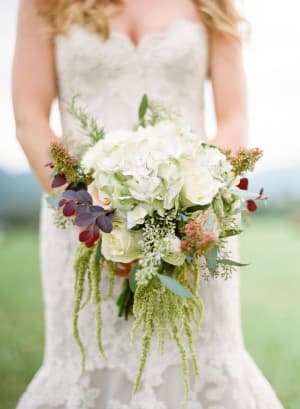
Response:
[209, 32, 248, 151]
[12, 0, 58, 193]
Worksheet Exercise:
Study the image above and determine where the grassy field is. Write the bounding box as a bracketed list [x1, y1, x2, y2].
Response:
[0, 213, 299, 409]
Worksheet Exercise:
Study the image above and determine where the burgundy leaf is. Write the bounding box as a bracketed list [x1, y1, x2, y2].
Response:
[85, 236, 97, 248]
[79, 229, 93, 243]
[247, 199, 257, 212]
[52, 174, 67, 188]
[92, 226, 100, 242]
[58, 198, 67, 207]
[75, 212, 96, 227]
[63, 200, 77, 217]
[237, 177, 249, 191]
[96, 215, 113, 233]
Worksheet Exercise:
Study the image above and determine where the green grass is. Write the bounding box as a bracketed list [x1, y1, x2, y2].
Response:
[240, 214, 300, 409]
[0, 214, 299, 409]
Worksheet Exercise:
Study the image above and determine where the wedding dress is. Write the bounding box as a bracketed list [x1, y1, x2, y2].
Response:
[16, 19, 284, 409]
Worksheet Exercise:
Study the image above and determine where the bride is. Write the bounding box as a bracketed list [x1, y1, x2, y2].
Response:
[13, 0, 284, 408]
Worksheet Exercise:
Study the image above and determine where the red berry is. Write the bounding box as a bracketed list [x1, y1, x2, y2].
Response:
[247, 199, 257, 212]
[237, 177, 249, 191]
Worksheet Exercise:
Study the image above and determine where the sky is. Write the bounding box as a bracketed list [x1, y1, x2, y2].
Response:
[0, 0, 299, 174]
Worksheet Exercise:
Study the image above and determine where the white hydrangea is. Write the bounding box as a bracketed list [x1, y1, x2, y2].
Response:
[83, 120, 232, 228]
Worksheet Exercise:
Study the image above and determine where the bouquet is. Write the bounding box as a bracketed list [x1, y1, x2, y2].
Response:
[47, 94, 267, 398]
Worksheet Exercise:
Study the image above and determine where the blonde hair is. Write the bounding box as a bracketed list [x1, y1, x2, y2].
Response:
[37, 0, 248, 41]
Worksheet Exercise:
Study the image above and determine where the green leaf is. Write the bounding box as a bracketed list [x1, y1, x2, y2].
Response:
[220, 229, 242, 238]
[176, 213, 189, 230]
[159, 261, 175, 274]
[205, 246, 218, 274]
[218, 259, 249, 267]
[185, 204, 210, 213]
[138, 94, 148, 124]
[157, 274, 191, 298]
[129, 264, 139, 292]
[95, 237, 102, 264]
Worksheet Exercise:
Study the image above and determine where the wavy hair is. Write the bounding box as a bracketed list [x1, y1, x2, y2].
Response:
[36, 0, 248, 41]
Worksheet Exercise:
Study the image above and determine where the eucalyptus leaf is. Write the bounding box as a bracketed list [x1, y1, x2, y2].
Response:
[46, 195, 62, 208]
[157, 274, 191, 298]
[205, 246, 218, 275]
[205, 213, 214, 231]
[218, 259, 249, 267]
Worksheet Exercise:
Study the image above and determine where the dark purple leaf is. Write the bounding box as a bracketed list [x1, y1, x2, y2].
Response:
[89, 205, 105, 216]
[52, 174, 67, 188]
[76, 206, 90, 216]
[96, 215, 113, 233]
[63, 190, 80, 200]
[106, 211, 115, 220]
[76, 190, 93, 204]
[75, 212, 96, 227]
[63, 200, 76, 217]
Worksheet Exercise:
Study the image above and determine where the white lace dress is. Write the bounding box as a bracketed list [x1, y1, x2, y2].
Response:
[16, 19, 284, 409]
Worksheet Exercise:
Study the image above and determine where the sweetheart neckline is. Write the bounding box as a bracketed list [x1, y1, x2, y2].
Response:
[108, 18, 206, 50]
[60, 18, 207, 53]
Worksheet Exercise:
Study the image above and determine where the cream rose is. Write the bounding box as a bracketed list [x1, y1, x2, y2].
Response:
[101, 223, 143, 263]
[181, 166, 222, 207]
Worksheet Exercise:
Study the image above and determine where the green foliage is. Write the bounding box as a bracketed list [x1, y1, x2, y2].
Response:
[138, 94, 148, 127]
[73, 243, 108, 370]
[116, 279, 134, 319]
[69, 94, 105, 144]
[132, 260, 203, 400]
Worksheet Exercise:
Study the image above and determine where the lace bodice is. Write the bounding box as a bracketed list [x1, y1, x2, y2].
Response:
[16, 19, 284, 409]
[55, 19, 208, 153]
